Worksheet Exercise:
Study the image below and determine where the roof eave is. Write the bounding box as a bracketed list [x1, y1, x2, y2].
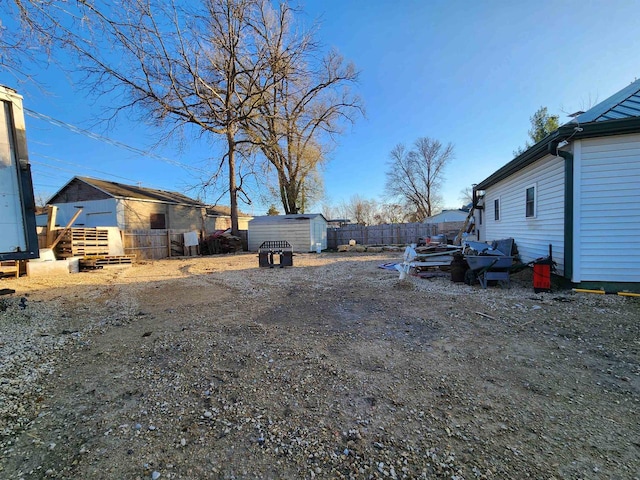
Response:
[475, 116, 640, 191]
[567, 116, 640, 139]
[475, 131, 560, 191]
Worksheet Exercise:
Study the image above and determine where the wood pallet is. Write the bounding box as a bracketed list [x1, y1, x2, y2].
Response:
[0, 261, 19, 279]
[55, 228, 109, 258]
[79, 255, 135, 271]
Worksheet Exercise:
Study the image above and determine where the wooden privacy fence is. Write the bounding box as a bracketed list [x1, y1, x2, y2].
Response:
[327, 221, 465, 249]
[123, 229, 249, 260]
[123, 229, 186, 260]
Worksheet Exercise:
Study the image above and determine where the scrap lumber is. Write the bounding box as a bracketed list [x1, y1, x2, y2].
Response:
[453, 207, 475, 245]
[79, 255, 135, 271]
[45, 205, 58, 248]
[49, 208, 83, 250]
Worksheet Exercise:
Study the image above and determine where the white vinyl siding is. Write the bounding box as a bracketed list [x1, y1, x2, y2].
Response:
[573, 134, 640, 282]
[483, 154, 565, 274]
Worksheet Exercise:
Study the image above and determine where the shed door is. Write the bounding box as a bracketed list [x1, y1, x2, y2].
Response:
[312, 221, 326, 249]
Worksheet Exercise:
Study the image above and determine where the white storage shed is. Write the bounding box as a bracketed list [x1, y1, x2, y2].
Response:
[248, 214, 328, 252]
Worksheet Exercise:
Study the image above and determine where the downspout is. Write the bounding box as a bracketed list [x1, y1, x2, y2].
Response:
[548, 140, 573, 280]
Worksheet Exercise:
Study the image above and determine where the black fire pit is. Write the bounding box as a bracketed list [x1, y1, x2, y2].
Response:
[258, 241, 293, 268]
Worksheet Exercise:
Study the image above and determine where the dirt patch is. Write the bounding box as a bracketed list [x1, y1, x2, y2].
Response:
[1, 252, 638, 479]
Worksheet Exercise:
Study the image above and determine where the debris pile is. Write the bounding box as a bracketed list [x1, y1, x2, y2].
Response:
[201, 229, 243, 254]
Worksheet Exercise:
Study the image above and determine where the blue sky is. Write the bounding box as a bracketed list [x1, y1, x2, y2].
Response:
[2, 0, 640, 215]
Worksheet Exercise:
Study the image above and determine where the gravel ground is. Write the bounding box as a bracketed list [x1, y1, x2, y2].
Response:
[1, 252, 638, 479]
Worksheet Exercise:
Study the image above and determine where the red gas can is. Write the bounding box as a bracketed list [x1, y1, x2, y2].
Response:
[533, 262, 551, 293]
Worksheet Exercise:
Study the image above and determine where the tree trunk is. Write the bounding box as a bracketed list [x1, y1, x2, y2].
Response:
[227, 131, 239, 236]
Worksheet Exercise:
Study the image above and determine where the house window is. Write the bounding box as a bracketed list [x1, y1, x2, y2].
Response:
[478, 208, 483, 225]
[494, 198, 500, 221]
[150, 213, 166, 229]
[526, 186, 536, 218]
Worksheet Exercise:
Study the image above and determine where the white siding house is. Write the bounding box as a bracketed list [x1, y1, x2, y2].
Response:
[573, 134, 640, 282]
[480, 154, 566, 274]
[248, 214, 328, 252]
[474, 78, 640, 290]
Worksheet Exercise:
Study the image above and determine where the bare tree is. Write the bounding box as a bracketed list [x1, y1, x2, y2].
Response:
[385, 138, 454, 221]
[374, 203, 410, 225]
[296, 167, 325, 213]
[81, 0, 283, 235]
[342, 195, 378, 226]
[245, 19, 363, 214]
[2, 0, 308, 235]
[4, 0, 361, 228]
[320, 199, 344, 221]
[459, 186, 473, 207]
[0, 1, 55, 79]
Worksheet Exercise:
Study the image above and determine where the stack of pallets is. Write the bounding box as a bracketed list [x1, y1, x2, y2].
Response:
[79, 255, 135, 271]
[55, 228, 109, 258]
[53, 228, 134, 271]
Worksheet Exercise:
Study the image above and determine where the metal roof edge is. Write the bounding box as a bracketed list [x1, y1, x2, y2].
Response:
[561, 115, 640, 139]
[576, 78, 640, 123]
[249, 213, 327, 222]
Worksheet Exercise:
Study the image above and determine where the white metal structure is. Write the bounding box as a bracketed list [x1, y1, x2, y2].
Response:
[248, 214, 328, 252]
[0, 85, 38, 260]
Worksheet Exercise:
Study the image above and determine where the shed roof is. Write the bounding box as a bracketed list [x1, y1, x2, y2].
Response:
[206, 205, 252, 217]
[49, 176, 205, 206]
[476, 79, 640, 191]
[80, 177, 204, 205]
[249, 213, 327, 225]
[424, 209, 471, 225]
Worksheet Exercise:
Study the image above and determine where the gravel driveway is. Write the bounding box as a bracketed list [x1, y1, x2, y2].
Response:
[1, 252, 638, 479]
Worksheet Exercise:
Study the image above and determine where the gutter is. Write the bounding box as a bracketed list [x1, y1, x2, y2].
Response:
[548, 139, 573, 280]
